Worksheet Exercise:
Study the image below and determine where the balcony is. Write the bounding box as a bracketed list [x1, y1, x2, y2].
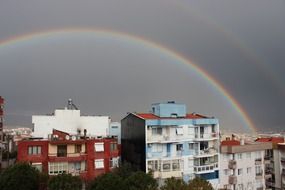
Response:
[255, 158, 262, 165]
[193, 133, 218, 141]
[228, 175, 237, 185]
[265, 172, 272, 179]
[281, 157, 285, 163]
[194, 148, 218, 158]
[266, 181, 275, 188]
[256, 171, 263, 180]
[49, 152, 87, 162]
[228, 160, 237, 169]
[256, 187, 264, 190]
[194, 163, 218, 174]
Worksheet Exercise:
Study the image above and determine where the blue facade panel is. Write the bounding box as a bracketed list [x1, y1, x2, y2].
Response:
[152, 102, 186, 117]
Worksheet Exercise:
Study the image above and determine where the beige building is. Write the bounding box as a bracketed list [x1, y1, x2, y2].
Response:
[219, 139, 272, 190]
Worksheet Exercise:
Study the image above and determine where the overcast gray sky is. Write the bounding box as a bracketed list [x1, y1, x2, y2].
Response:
[0, 0, 284, 133]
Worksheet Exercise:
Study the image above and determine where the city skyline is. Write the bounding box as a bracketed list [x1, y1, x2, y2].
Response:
[0, 1, 284, 132]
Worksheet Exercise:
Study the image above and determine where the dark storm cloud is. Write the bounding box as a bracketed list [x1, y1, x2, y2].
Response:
[0, 0, 284, 132]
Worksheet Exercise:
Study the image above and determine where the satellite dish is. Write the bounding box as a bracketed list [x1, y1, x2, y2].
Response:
[65, 135, 70, 140]
[71, 136, 76, 141]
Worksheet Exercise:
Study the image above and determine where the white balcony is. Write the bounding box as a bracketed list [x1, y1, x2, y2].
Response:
[193, 133, 218, 141]
[194, 148, 218, 158]
[194, 162, 218, 174]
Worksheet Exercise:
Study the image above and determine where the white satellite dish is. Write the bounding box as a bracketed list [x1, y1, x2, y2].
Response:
[65, 135, 70, 140]
[71, 136, 76, 141]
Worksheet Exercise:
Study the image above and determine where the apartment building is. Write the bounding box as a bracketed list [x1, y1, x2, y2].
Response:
[32, 99, 110, 138]
[121, 102, 219, 186]
[219, 139, 272, 190]
[0, 96, 4, 169]
[17, 129, 120, 180]
[277, 143, 285, 190]
[256, 137, 285, 190]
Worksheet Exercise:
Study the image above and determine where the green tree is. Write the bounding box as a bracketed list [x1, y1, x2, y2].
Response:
[188, 177, 213, 190]
[48, 173, 82, 190]
[0, 162, 40, 190]
[124, 171, 158, 190]
[160, 177, 188, 190]
[87, 172, 124, 190]
[113, 162, 137, 179]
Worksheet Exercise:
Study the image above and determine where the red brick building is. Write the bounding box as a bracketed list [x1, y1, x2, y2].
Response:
[17, 129, 120, 180]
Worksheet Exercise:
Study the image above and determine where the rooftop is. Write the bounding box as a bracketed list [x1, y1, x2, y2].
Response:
[255, 137, 284, 144]
[135, 113, 208, 120]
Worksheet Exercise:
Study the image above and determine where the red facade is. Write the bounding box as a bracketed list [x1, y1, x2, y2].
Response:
[17, 130, 120, 181]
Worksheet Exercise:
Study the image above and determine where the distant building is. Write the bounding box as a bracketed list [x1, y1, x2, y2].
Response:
[219, 138, 272, 190]
[256, 137, 285, 190]
[277, 143, 285, 189]
[32, 99, 110, 138]
[121, 101, 219, 186]
[17, 129, 120, 180]
[0, 96, 4, 169]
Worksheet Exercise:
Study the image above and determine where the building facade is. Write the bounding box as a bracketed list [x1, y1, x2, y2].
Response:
[121, 102, 219, 186]
[0, 96, 4, 169]
[32, 100, 111, 138]
[277, 143, 285, 190]
[109, 122, 121, 144]
[219, 139, 272, 190]
[18, 129, 120, 180]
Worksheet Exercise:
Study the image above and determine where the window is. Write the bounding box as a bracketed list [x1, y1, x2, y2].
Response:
[189, 143, 194, 150]
[238, 168, 243, 175]
[176, 127, 183, 135]
[246, 152, 251, 159]
[57, 145, 67, 157]
[28, 146, 41, 155]
[32, 163, 43, 172]
[162, 161, 171, 171]
[172, 160, 180, 171]
[95, 159, 104, 169]
[148, 160, 160, 171]
[94, 142, 104, 152]
[237, 153, 242, 159]
[110, 143, 117, 152]
[256, 166, 262, 175]
[48, 162, 68, 175]
[152, 127, 162, 135]
[211, 125, 216, 133]
[176, 144, 183, 151]
[152, 144, 163, 152]
[255, 151, 262, 159]
[110, 157, 119, 168]
[75, 144, 81, 153]
[188, 126, 194, 135]
[247, 167, 251, 174]
[223, 154, 229, 161]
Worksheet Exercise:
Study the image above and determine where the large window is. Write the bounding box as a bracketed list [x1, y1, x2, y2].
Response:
[176, 127, 183, 135]
[152, 127, 162, 135]
[57, 145, 67, 157]
[75, 144, 81, 153]
[172, 160, 180, 171]
[28, 146, 41, 155]
[94, 143, 104, 152]
[48, 162, 68, 175]
[110, 143, 117, 152]
[152, 144, 163, 152]
[95, 159, 104, 169]
[148, 160, 160, 171]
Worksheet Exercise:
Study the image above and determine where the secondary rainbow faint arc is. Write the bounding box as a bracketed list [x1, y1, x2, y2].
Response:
[0, 28, 257, 133]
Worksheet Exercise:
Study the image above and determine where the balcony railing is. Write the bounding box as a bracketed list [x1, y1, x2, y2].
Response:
[255, 158, 262, 165]
[194, 133, 218, 140]
[194, 163, 218, 174]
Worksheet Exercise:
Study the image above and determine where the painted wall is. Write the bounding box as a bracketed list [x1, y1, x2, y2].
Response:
[32, 109, 110, 138]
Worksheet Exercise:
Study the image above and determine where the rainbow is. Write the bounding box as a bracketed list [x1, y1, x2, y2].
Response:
[0, 28, 257, 133]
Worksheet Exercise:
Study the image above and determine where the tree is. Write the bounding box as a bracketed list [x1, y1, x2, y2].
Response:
[160, 177, 188, 190]
[48, 173, 82, 190]
[188, 177, 213, 190]
[124, 171, 158, 190]
[0, 162, 40, 190]
[87, 172, 125, 190]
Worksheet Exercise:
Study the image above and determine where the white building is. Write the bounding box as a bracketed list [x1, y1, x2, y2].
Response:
[219, 139, 272, 190]
[32, 100, 110, 138]
[109, 122, 121, 144]
[277, 143, 285, 189]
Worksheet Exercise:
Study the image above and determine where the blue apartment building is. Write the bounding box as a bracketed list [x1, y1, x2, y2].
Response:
[121, 101, 220, 186]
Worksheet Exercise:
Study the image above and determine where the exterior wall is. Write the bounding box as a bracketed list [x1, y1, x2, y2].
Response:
[145, 121, 219, 187]
[219, 147, 266, 190]
[278, 144, 285, 189]
[121, 114, 146, 171]
[151, 102, 186, 117]
[32, 109, 110, 138]
[17, 137, 120, 181]
[109, 122, 121, 144]
[0, 96, 3, 142]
